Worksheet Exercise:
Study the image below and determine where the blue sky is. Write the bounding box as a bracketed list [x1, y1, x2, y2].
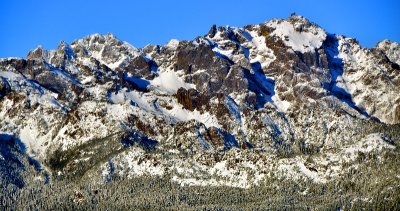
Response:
[0, 0, 399, 58]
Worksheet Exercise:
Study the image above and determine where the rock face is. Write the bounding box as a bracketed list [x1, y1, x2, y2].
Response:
[0, 14, 399, 192]
[0, 77, 11, 98]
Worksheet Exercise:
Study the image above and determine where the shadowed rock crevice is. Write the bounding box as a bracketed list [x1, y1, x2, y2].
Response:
[0, 76, 11, 98]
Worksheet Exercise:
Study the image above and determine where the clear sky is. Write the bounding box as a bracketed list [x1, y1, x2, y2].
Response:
[0, 0, 399, 58]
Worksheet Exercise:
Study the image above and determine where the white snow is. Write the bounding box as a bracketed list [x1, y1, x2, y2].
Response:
[18, 120, 57, 158]
[335, 35, 400, 124]
[171, 160, 252, 189]
[345, 133, 395, 155]
[81, 75, 95, 84]
[0, 71, 66, 110]
[65, 62, 80, 75]
[276, 157, 326, 183]
[166, 39, 180, 49]
[212, 45, 234, 60]
[0, 71, 22, 79]
[118, 149, 164, 177]
[208, 160, 230, 176]
[109, 91, 126, 104]
[296, 161, 323, 182]
[109, 88, 153, 112]
[76, 34, 142, 70]
[271, 95, 291, 112]
[107, 87, 220, 128]
[150, 70, 195, 94]
[245, 27, 276, 68]
[0, 98, 13, 119]
[377, 40, 400, 65]
[266, 20, 326, 53]
[164, 103, 221, 128]
[50, 67, 81, 86]
[106, 104, 132, 120]
[208, 26, 276, 69]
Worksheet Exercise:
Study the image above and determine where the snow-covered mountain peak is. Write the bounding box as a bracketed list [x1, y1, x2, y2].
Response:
[376, 39, 400, 64]
[69, 33, 145, 71]
[0, 15, 399, 199]
[27, 45, 49, 61]
[265, 15, 327, 53]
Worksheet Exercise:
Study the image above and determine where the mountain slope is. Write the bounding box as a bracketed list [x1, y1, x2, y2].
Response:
[0, 14, 399, 208]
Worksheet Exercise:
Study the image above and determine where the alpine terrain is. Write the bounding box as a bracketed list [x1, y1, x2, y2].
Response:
[0, 14, 399, 209]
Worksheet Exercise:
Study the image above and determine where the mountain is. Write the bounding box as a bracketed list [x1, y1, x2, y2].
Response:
[0, 14, 399, 209]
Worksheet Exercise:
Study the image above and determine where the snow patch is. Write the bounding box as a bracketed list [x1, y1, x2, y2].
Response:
[166, 104, 221, 128]
[271, 95, 291, 112]
[297, 161, 323, 182]
[150, 70, 195, 94]
[246, 28, 276, 68]
[166, 39, 180, 50]
[118, 149, 164, 177]
[108, 88, 220, 128]
[267, 20, 326, 53]
[345, 133, 395, 155]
